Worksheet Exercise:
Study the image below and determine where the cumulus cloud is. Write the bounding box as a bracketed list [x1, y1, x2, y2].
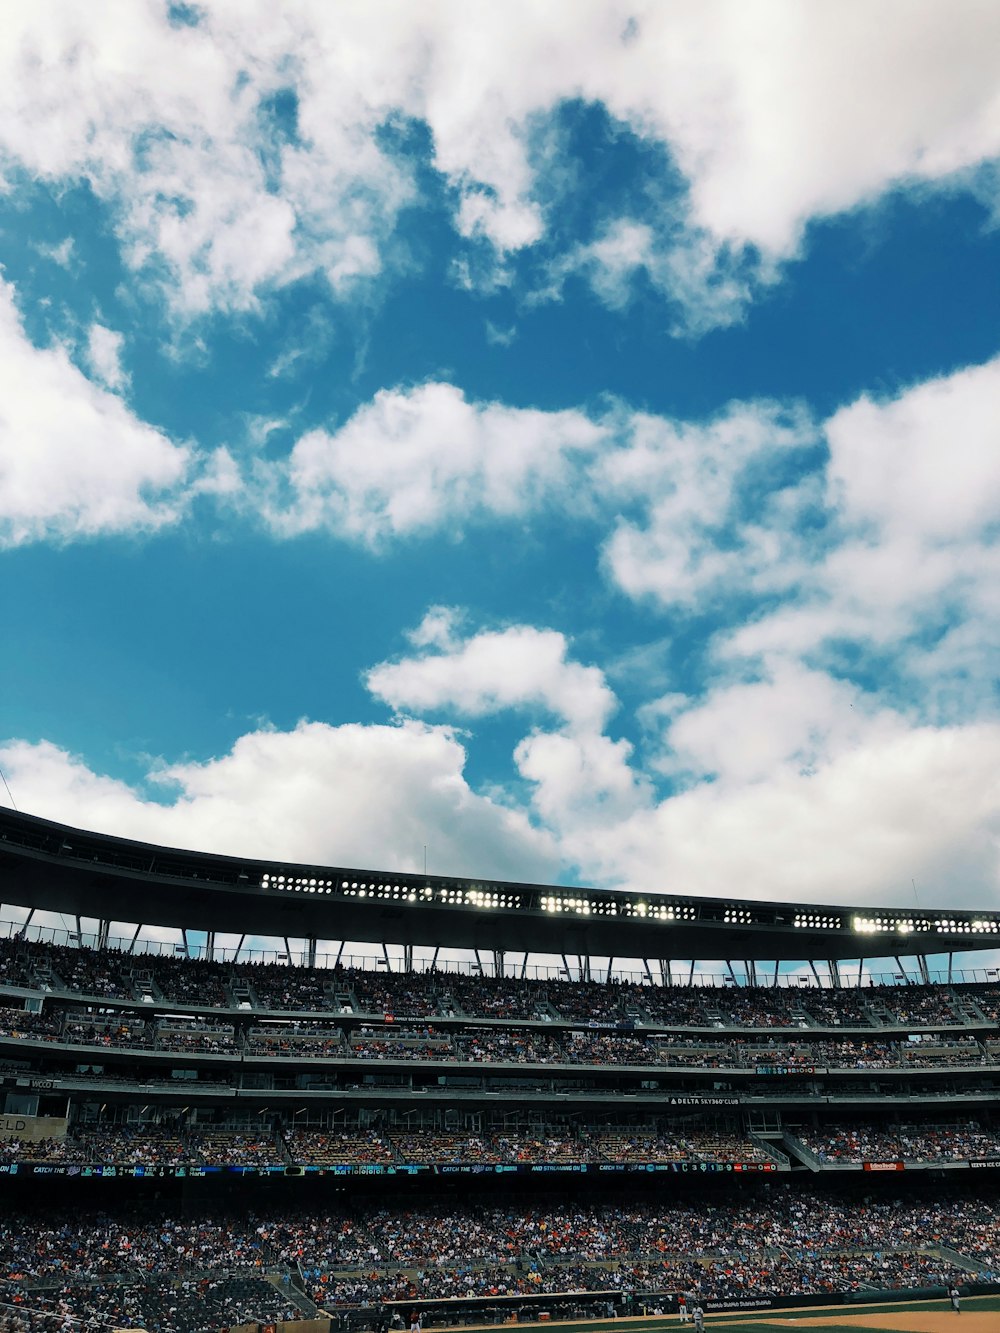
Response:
[0, 281, 192, 546]
[572, 723, 1000, 910]
[368, 614, 618, 733]
[600, 401, 820, 606]
[264, 382, 605, 545]
[84, 322, 128, 391]
[0, 2, 996, 323]
[0, 722, 558, 884]
[721, 355, 1000, 718]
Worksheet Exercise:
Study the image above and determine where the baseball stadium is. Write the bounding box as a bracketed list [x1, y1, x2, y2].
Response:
[1, 805, 999, 1333]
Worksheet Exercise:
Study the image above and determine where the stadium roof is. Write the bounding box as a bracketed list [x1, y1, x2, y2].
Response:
[0, 806, 997, 963]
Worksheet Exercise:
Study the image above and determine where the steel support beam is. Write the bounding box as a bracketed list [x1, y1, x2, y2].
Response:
[916, 954, 931, 985]
[205, 930, 216, 963]
[493, 949, 505, 978]
[404, 943, 413, 973]
[306, 936, 317, 968]
[97, 919, 110, 951]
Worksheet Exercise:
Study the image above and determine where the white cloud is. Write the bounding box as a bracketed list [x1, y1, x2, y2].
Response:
[656, 662, 899, 787]
[600, 401, 819, 606]
[0, 280, 192, 546]
[265, 381, 605, 545]
[0, 722, 558, 884]
[515, 728, 651, 834]
[722, 354, 1000, 717]
[368, 616, 617, 733]
[574, 723, 1000, 909]
[84, 322, 128, 391]
[0, 2, 996, 323]
[826, 358, 1000, 542]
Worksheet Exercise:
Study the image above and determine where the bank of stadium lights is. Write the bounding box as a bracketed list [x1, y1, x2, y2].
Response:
[794, 913, 842, 930]
[847, 913, 1000, 936]
[935, 918, 1000, 935]
[852, 915, 1000, 936]
[539, 894, 698, 921]
[852, 915, 933, 935]
[260, 874, 521, 909]
[260, 874, 338, 894]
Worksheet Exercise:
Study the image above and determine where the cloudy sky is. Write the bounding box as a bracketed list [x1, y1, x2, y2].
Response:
[2, 0, 1000, 930]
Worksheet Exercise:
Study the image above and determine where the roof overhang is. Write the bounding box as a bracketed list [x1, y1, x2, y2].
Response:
[1, 807, 997, 962]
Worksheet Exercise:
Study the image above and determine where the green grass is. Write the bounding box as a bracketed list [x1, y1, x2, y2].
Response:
[485, 1294, 1000, 1333]
[661, 1292, 1000, 1330]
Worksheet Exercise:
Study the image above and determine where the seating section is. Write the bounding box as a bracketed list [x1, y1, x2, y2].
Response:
[0, 1193, 996, 1319]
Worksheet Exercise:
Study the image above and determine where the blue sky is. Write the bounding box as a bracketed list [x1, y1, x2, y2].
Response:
[2, 1, 1000, 940]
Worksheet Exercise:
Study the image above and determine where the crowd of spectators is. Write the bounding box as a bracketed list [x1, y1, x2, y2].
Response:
[0, 1121, 784, 1168]
[3, 1190, 998, 1321]
[10, 996, 1000, 1077]
[14, 1275, 305, 1333]
[247, 1023, 345, 1057]
[6, 935, 1000, 1033]
[797, 1120, 1000, 1164]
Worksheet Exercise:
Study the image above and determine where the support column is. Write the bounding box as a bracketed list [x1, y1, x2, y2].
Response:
[404, 944, 414, 973]
[97, 919, 110, 951]
[916, 954, 931, 985]
[580, 954, 591, 982]
[493, 949, 505, 978]
[18, 908, 35, 938]
[643, 959, 654, 985]
[660, 959, 672, 986]
[828, 959, 841, 987]
[306, 936, 317, 968]
[687, 959, 696, 987]
[746, 960, 757, 986]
